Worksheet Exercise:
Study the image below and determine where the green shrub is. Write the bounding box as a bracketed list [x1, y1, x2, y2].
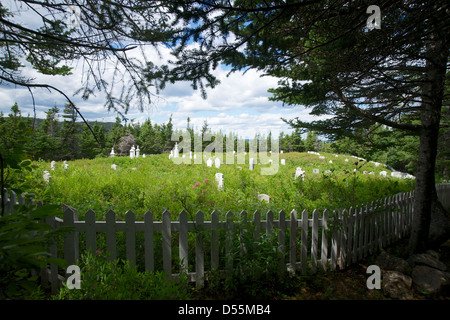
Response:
[0, 204, 69, 299]
[54, 251, 192, 300]
[202, 222, 295, 299]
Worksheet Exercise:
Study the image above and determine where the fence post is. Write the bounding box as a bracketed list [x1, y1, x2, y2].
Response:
[301, 210, 308, 274]
[125, 210, 136, 267]
[321, 209, 329, 271]
[144, 211, 154, 272]
[179, 210, 189, 274]
[339, 209, 347, 270]
[162, 210, 172, 280]
[106, 210, 117, 261]
[195, 211, 205, 287]
[63, 205, 79, 266]
[289, 210, 297, 274]
[346, 207, 354, 267]
[85, 209, 97, 253]
[278, 210, 286, 275]
[211, 210, 220, 271]
[225, 211, 234, 275]
[311, 209, 319, 273]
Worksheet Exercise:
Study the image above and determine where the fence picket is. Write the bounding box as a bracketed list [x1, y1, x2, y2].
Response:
[85, 209, 97, 253]
[339, 209, 347, 269]
[311, 209, 318, 273]
[179, 210, 189, 273]
[278, 210, 286, 274]
[144, 211, 154, 272]
[225, 211, 234, 274]
[211, 210, 220, 271]
[321, 210, 329, 271]
[289, 210, 297, 273]
[106, 210, 117, 261]
[63, 206, 78, 265]
[162, 210, 171, 280]
[301, 210, 308, 273]
[125, 211, 136, 267]
[195, 211, 204, 287]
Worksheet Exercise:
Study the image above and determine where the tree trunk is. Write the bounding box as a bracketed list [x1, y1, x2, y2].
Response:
[408, 30, 449, 254]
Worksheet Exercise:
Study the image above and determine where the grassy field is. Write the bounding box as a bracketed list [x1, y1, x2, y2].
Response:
[14, 152, 415, 221]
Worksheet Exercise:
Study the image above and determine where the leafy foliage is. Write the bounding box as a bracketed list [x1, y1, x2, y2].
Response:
[54, 250, 191, 300]
[0, 204, 69, 299]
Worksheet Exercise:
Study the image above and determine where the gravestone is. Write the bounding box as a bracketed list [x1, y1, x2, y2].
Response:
[173, 143, 179, 158]
[319, 156, 325, 160]
[110, 147, 115, 157]
[136, 146, 140, 158]
[43, 171, 51, 183]
[379, 171, 387, 176]
[257, 194, 270, 203]
[249, 158, 254, 170]
[215, 158, 221, 169]
[329, 160, 333, 164]
[51, 161, 56, 170]
[130, 145, 135, 159]
[63, 160, 69, 170]
[281, 159, 285, 165]
[313, 169, 319, 174]
[207, 158, 213, 167]
[345, 159, 349, 162]
[295, 167, 305, 179]
[215, 173, 224, 190]
[111, 164, 117, 170]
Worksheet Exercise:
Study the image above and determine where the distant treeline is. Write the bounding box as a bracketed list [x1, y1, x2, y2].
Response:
[1, 102, 449, 178]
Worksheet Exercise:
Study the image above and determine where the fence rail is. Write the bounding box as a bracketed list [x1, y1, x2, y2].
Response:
[2, 183, 450, 293]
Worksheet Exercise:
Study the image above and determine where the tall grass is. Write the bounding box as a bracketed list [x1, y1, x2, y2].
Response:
[12, 152, 415, 221]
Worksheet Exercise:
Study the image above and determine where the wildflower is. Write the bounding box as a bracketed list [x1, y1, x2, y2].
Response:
[203, 178, 208, 183]
[193, 182, 200, 189]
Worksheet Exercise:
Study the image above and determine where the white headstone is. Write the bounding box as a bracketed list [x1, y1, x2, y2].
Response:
[379, 171, 387, 176]
[319, 156, 325, 160]
[313, 169, 319, 174]
[215, 173, 224, 190]
[136, 146, 140, 158]
[63, 160, 69, 170]
[324, 170, 332, 175]
[280, 150, 283, 154]
[130, 145, 135, 159]
[173, 143, 179, 158]
[207, 158, 213, 167]
[345, 159, 349, 162]
[281, 159, 285, 165]
[143, 154, 146, 158]
[295, 167, 305, 179]
[257, 194, 270, 203]
[111, 164, 117, 170]
[43, 171, 51, 183]
[50, 161, 56, 170]
[110, 147, 115, 157]
[215, 157, 221, 169]
[329, 160, 333, 164]
[249, 158, 254, 171]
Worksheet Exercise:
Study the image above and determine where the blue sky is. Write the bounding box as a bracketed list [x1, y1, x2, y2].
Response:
[0, 1, 319, 139]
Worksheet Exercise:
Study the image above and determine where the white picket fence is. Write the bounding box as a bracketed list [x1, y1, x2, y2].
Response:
[2, 183, 450, 293]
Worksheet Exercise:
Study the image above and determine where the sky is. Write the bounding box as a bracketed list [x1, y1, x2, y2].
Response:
[0, 1, 320, 140]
